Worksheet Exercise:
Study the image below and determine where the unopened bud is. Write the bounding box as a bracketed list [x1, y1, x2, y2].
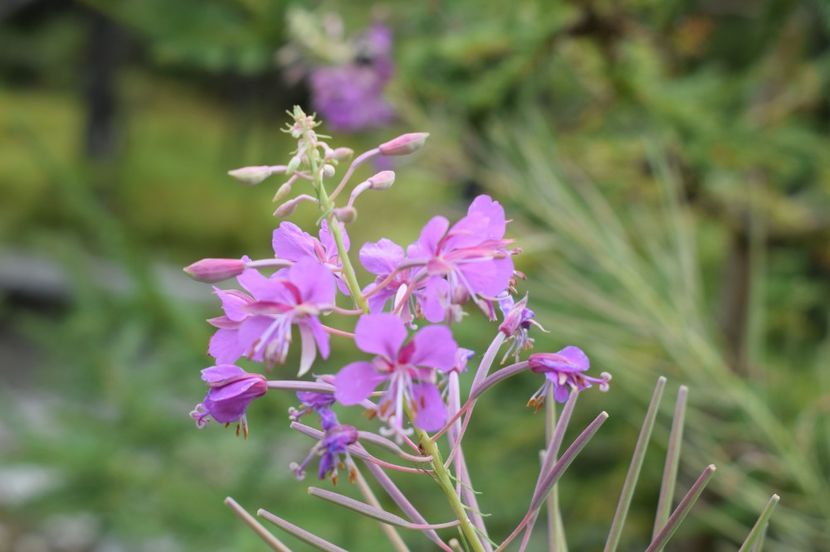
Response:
[332, 147, 353, 161]
[183, 258, 245, 283]
[286, 155, 302, 174]
[322, 164, 336, 178]
[378, 132, 429, 156]
[333, 207, 357, 223]
[274, 199, 300, 217]
[273, 180, 294, 202]
[228, 166, 274, 186]
[368, 170, 395, 190]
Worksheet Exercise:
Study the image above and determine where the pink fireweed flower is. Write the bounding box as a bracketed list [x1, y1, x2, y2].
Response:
[291, 424, 359, 483]
[190, 364, 267, 437]
[405, 195, 515, 323]
[499, 293, 545, 362]
[334, 313, 458, 436]
[527, 347, 611, 409]
[208, 257, 335, 376]
[272, 220, 351, 295]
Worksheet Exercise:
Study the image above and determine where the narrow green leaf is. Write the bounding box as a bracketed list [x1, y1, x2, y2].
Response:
[738, 494, 780, 552]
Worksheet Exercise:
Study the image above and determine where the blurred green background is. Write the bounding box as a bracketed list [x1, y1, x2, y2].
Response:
[1, 1, 829, 550]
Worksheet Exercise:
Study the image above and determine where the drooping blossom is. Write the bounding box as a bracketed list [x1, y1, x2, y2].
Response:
[290, 390, 338, 430]
[405, 195, 514, 323]
[291, 423, 359, 482]
[499, 293, 544, 362]
[190, 364, 267, 437]
[208, 257, 335, 375]
[272, 220, 350, 294]
[334, 314, 458, 435]
[527, 347, 611, 408]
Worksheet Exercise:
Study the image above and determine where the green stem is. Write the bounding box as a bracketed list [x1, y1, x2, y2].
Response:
[307, 139, 369, 313]
[415, 428, 485, 552]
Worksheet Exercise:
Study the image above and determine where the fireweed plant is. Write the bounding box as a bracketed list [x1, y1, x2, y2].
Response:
[185, 108, 779, 552]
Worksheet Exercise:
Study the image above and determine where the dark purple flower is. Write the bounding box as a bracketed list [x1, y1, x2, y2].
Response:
[208, 257, 335, 375]
[272, 220, 351, 295]
[334, 313, 458, 434]
[290, 390, 338, 430]
[527, 347, 611, 408]
[190, 364, 268, 436]
[291, 424, 359, 482]
[406, 195, 515, 322]
[499, 293, 544, 362]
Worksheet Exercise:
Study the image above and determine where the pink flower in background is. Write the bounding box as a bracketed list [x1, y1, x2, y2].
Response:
[527, 346, 611, 408]
[190, 364, 267, 436]
[208, 257, 335, 375]
[334, 313, 458, 433]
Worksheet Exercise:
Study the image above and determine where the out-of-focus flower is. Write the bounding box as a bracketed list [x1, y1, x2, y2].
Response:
[334, 314, 458, 435]
[190, 365, 268, 437]
[208, 258, 335, 375]
[527, 347, 611, 408]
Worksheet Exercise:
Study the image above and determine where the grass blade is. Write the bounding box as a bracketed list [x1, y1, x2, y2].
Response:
[645, 465, 717, 552]
[738, 494, 780, 552]
[653, 385, 688, 538]
[604, 376, 667, 552]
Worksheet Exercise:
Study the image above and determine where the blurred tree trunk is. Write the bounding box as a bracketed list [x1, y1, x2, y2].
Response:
[84, 9, 124, 162]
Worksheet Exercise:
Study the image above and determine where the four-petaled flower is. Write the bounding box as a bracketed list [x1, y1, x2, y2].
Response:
[527, 347, 611, 408]
[334, 313, 458, 434]
[208, 257, 335, 375]
[190, 364, 268, 437]
[406, 195, 514, 323]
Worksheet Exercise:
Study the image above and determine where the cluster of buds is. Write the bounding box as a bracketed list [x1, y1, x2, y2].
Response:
[184, 107, 612, 551]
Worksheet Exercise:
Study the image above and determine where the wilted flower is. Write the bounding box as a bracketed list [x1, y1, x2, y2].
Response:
[334, 314, 458, 434]
[291, 423, 359, 482]
[190, 364, 268, 437]
[290, 390, 338, 430]
[527, 347, 611, 408]
[208, 257, 335, 375]
[499, 293, 544, 362]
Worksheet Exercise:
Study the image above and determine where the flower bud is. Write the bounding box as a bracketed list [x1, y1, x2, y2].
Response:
[368, 170, 395, 190]
[332, 147, 353, 161]
[274, 199, 300, 217]
[273, 180, 294, 203]
[286, 154, 302, 174]
[183, 258, 246, 283]
[378, 132, 429, 156]
[227, 166, 274, 186]
[333, 206, 357, 223]
[322, 164, 336, 178]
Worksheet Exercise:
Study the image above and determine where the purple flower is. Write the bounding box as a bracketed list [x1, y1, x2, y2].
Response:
[334, 313, 458, 434]
[208, 257, 335, 375]
[359, 238, 412, 314]
[406, 195, 515, 322]
[310, 64, 394, 132]
[290, 390, 338, 430]
[527, 347, 611, 408]
[499, 293, 544, 362]
[272, 220, 350, 295]
[291, 424, 359, 482]
[190, 364, 268, 437]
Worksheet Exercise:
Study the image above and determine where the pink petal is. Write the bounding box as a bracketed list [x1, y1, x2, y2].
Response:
[237, 268, 279, 301]
[208, 328, 246, 364]
[201, 364, 246, 384]
[418, 277, 450, 323]
[288, 258, 336, 306]
[214, 288, 251, 322]
[272, 221, 318, 261]
[320, 220, 349, 257]
[360, 238, 404, 275]
[411, 382, 447, 431]
[467, 194, 506, 240]
[354, 313, 407, 359]
[306, 316, 330, 359]
[460, 256, 514, 296]
[410, 325, 458, 371]
[334, 361, 386, 405]
[298, 325, 317, 377]
[557, 346, 589, 371]
[406, 216, 449, 259]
